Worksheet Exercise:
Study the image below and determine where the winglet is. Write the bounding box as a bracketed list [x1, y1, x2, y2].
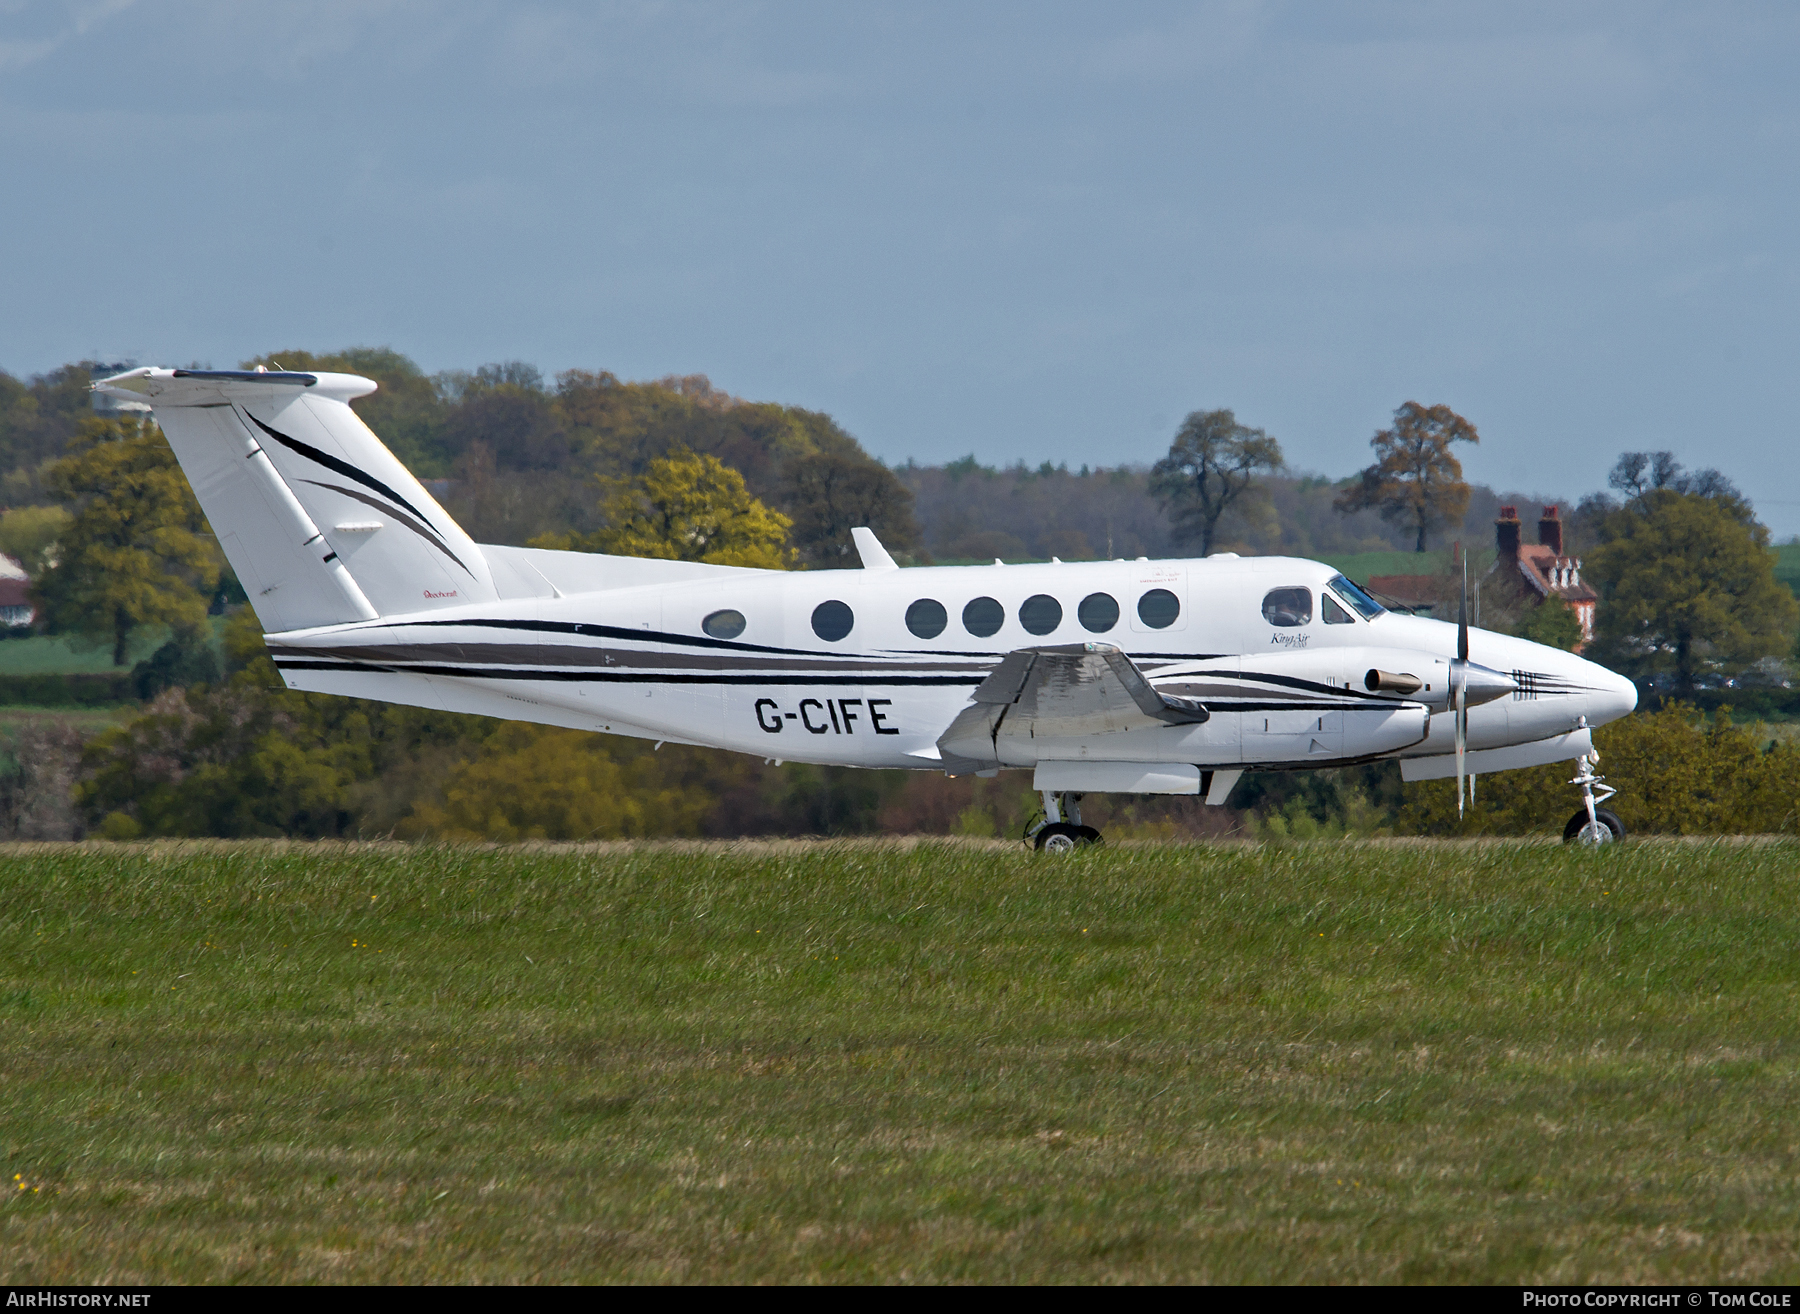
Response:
[852, 527, 898, 571]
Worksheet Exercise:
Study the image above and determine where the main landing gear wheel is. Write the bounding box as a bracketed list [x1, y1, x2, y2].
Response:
[1564, 808, 1624, 845]
[1028, 791, 1103, 852]
[1033, 823, 1102, 853]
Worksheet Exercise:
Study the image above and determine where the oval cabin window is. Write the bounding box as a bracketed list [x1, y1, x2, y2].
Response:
[1262, 587, 1312, 627]
[702, 609, 747, 640]
[1078, 592, 1119, 633]
[1019, 594, 1063, 636]
[962, 596, 1005, 638]
[906, 598, 948, 639]
[1137, 588, 1181, 629]
[811, 600, 854, 642]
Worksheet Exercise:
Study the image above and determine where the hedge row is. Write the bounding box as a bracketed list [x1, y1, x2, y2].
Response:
[1648, 687, 1800, 718]
[0, 673, 135, 706]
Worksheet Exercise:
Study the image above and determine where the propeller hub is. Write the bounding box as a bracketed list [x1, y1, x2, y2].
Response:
[1452, 659, 1517, 709]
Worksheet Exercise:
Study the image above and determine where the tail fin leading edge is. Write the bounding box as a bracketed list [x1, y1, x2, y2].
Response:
[96, 368, 496, 632]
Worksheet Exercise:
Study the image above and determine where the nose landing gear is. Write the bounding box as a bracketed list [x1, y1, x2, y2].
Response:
[1028, 791, 1103, 852]
[1563, 751, 1624, 845]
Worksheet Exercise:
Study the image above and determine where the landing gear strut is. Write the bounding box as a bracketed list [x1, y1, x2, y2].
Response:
[1563, 751, 1624, 845]
[1028, 791, 1102, 853]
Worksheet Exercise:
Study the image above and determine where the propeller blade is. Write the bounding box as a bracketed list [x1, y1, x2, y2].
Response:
[1457, 543, 1470, 662]
[1450, 540, 1470, 816]
[1455, 673, 1467, 818]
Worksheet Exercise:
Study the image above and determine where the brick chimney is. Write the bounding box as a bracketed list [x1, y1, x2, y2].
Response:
[1495, 504, 1521, 567]
[1538, 505, 1563, 555]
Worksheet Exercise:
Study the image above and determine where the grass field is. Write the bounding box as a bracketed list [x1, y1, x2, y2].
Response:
[4, 838, 1800, 1284]
[1775, 541, 1800, 599]
[0, 615, 231, 678]
[0, 631, 166, 676]
[0, 706, 134, 735]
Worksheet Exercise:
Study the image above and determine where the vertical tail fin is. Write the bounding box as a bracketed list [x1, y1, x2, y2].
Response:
[96, 368, 496, 632]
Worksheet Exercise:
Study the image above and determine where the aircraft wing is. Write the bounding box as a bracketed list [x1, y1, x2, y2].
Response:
[935, 642, 1208, 774]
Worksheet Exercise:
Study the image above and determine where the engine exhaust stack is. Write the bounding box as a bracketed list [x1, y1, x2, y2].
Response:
[1365, 668, 1424, 695]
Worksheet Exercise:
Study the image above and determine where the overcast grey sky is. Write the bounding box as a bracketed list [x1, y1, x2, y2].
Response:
[4, 2, 1798, 532]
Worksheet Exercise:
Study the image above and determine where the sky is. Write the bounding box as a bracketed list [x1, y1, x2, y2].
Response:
[4, 2, 1799, 533]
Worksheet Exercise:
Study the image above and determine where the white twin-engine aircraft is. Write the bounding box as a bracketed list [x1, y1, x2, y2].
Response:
[97, 366, 1639, 848]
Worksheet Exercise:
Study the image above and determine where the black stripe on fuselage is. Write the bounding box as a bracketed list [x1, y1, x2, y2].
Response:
[267, 641, 991, 675]
[1216, 700, 1409, 714]
[881, 648, 1234, 662]
[379, 616, 831, 660]
[1220, 670, 1403, 703]
[380, 617, 1242, 667]
[273, 660, 984, 687]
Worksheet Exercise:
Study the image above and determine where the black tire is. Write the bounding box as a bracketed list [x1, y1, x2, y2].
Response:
[1563, 807, 1625, 845]
[1034, 822, 1102, 853]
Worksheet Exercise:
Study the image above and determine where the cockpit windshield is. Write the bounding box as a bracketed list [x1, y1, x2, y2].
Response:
[1327, 574, 1385, 620]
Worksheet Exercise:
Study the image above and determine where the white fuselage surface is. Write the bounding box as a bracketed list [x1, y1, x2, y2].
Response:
[271, 549, 1634, 776]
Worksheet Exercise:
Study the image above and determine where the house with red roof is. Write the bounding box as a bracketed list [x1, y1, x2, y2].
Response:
[0, 552, 34, 627]
[1496, 505, 1597, 645]
[1360, 505, 1598, 647]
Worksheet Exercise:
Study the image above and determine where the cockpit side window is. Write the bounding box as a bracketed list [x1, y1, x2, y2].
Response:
[1262, 587, 1312, 627]
[1322, 592, 1354, 624]
[1327, 574, 1385, 619]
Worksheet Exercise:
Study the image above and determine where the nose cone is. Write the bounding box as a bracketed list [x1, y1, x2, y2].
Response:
[1581, 657, 1638, 727]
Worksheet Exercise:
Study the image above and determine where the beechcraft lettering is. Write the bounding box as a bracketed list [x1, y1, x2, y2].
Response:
[97, 365, 1641, 850]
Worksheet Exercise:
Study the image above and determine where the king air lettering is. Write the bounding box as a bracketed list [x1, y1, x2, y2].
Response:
[755, 697, 899, 735]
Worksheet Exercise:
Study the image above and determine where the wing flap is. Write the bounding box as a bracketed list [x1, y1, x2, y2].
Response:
[934, 643, 1208, 773]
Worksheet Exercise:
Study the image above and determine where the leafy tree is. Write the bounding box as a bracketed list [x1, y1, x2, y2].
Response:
[783, 451, 920, 566]
[1511, 594, 1583, 652]
[35, 417, 219, 666]
[1400, 702, 1800, 836]
[0, 504, 71, 578]
[556, 370, 785, 493]
[1586, 487, 1798, 691]
[533, 448, 793, 568]
[397, 724, 713, 840]
[131, 631, 221, 701]
[1606, 449, 1752, 521]
[1150, 409, 1284, 556]
[0, 363, 100, 477]
[444, 370, 569, 473]
[1335, 401, 1479, 552]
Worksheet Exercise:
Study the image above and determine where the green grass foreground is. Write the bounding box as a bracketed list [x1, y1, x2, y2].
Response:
[3, 838, 1799, 1284]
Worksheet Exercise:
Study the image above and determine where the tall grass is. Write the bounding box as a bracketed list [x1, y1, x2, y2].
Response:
[2, 838, 1797, 1282]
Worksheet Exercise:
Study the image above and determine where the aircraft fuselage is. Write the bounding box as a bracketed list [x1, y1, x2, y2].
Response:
[270, 550, 1636, 775]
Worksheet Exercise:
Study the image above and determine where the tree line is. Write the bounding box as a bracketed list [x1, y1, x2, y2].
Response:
[4, 355, 1793, 701]
[0, 350, 1794, 840]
